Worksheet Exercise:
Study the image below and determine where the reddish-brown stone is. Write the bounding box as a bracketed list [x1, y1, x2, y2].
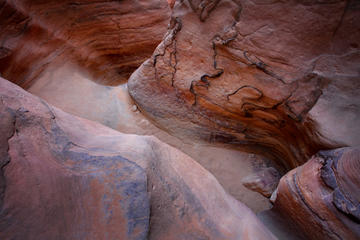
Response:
[0, 0, 170, 87]
[0, 0, 359, 239]
[273, 147, 360, 240]
[0, 77, 276, 239]
[128, 0, 360, 170]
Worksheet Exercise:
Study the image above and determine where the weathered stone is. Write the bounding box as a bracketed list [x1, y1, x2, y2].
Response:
[0, 0, 359, 238]
[0, 0, 170, 87]
[10, 57, 271, 213]
[273, 147, 360, 240]
[0, 77, 276, 240]
[128, 0, 360, 170]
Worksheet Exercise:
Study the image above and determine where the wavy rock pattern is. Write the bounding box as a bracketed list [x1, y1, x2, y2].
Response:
[0, 0, 359, 239]
[128, 0, 360, 170]
[0, 0, 170, 87]
[0, 0, 275, 212]
[273, 147, 360, 240]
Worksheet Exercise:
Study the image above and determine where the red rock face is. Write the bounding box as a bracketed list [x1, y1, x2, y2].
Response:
[273, 147, 360, 240]
[0, 0, 170, 87]
[1, 0, 360, 239]
[0, 77, 276, 240]
[128, 0, 360, 170]
[0, 0, 273, 213]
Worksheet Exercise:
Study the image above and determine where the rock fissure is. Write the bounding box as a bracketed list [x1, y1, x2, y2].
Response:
[153, 17, 182, 87]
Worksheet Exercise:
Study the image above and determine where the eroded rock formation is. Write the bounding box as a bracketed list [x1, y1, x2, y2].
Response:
[0, 77, 276, 240]
[272, 147, 360, 240]
[128, 0, 360, 170]
[0, 0, 170, 87]
[0, 0, 360, 239]
[0, 0, 274, 212]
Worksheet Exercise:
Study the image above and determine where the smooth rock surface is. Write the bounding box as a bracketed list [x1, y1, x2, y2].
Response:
[0, 77, 276, 240]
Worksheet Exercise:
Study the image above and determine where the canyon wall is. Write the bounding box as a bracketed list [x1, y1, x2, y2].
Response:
[128, 0, 360, 170]
[0, 0, 275, 211]
[0, 0, 360, 239]
[1, 0, 359, 173]
[0, 0, 170, 87]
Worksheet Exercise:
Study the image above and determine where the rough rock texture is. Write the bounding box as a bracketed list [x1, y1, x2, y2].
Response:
[272, 147, 360, 240]
[0, 0, 170, 87]
[0, 77, 276, 240]
[128, 0, 360, 170]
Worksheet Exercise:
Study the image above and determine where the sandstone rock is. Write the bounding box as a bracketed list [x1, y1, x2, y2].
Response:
[0, 77, 276, 240]
[0, 0, 273, 212]
[273, 147, 360, 240]
[0, 0, 170, 87]
[0, 79, 150, 239]
[128, 0, 360, 170]
[21, 60, 271, 213]
[242, 167, 280, 198]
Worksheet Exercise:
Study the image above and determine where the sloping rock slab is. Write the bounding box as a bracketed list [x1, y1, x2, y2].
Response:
[0, 77, 275, 240]
[0, 79, 149, 239]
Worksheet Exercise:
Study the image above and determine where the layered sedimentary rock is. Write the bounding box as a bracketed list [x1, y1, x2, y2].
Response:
[0, 0, 170, 87]
[1, 0, 360, 238]
[0, 0, 273, 212]
[128, 0, 360, 170]
[272, 147, 360, 240]
[0, 77, 276, 239]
